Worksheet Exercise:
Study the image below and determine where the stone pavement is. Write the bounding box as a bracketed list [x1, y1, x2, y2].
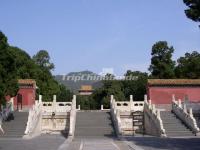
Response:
[1, 134, 200, 150]
[65, 137, 131, 150]
[0, 134, 66, 150]
[123, 136, 200, 150]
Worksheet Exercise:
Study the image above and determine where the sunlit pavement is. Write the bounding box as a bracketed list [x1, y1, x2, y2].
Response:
[123, 136, 200, 150]
[0, 134, 66, 150]
[65, 137, 130, 150]
[1, 135, 200, 150]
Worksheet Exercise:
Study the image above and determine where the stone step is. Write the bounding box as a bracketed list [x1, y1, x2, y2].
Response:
[75, 112, 116, 137]
[0, 112, 28, 138]
[160, 111, 194, 137]
[163, 127, 190, 130]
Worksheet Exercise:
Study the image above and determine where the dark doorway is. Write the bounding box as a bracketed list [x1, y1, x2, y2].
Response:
[17, 93, 23, 110]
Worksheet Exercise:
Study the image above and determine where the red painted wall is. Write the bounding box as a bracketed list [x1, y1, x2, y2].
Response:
[13, 88, 35, 109]
[148, 86, 200, 104]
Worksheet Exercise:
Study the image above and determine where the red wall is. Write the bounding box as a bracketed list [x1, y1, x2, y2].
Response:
[14, 88, 35, 109]
[148, 86, 200, 104]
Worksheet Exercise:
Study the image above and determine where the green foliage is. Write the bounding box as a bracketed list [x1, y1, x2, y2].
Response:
[33, 50, 55, 71]
[183, 0, 200, 27]
[0, 31, 71, 104]
[123, 71, 148, 101]
[57, 84, 72, 102]
[175, 51, 200, 79]
[0, 31, 19, 105]
[149, 41, 175, 79]
[76, 95, 92, 110]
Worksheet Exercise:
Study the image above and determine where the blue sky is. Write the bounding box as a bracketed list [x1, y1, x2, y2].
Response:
[0, 0, 199, 75]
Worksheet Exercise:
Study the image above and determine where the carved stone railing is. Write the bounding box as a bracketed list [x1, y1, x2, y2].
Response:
[113, 95, 144, 112]
[69, 95, 77, 137]
[41, 95, 76, 135]
[172, 96, 200, 135]
[42, 95, 72, 113]
[110, 95, 144, 136]
[110, 95, 122, 136]
[144, 95, 166, 137]
[25, 95, 77, 136]
[25, 95, 42, 135]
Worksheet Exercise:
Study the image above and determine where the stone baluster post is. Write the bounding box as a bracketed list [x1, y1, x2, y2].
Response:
[183, 104, 187, 114]
[72, 95, 76, 110]
[178, 99, 182, 108]
[111, 95, 114, 101]
[152, 104, 156, 114]
[110, 95, 114, 106]
[113, 99, 116, 114]
[39, 95, 42, 103]
[101, 105, 103, 110]
[130, 95, 133, 111]
[10, 97, 14, 112]
[189, 108, 193, 117]
[53, 95, 57, 112]
[148, 100, 152, 109]
[156, 109, 161, 119]
[78, 105, 80, 110]
[144, 94, 148, 103]
[35, 100, 38, 106]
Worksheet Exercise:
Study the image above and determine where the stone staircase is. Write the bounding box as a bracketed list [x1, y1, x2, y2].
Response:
[160, 111, 194, 137]
[0, 111, 28, 138]
[74, 111, 116, 137]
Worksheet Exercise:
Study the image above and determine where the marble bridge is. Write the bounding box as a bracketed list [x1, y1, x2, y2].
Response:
[1, 94, 200, 150]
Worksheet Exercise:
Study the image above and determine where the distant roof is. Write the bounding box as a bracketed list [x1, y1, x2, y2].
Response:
[79, 85, 93, 91]
[18, 79, 36, 87]
[148, 79, 200, 86]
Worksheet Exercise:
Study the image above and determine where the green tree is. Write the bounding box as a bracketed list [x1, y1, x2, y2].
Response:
[0, 31, 70, 104]
[57, 84, 72, 102]
[33, 50, 54, 71]
[183, 0, 200, 27]
[91, 74, 125, 109]
[123, 70, 148, 101]
[149, 41, 175, 79]
[175, 51, 200, 78]
[0, 32, 18, 106]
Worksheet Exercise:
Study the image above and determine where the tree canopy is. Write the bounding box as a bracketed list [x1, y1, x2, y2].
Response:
[0, 31, 71, 104]
[123, 71, 148, 101]
[175, 51, 200, 79]
[183, 0, 200, 27]
[33, 50, 55, 71]
[0, 32, 18, 105]
[149, 41, 175, 79]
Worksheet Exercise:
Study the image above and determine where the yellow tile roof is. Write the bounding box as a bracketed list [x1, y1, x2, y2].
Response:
[18, 79, 36, 85]
[80, 85, 93, 91]
[148, 79, 200, 85]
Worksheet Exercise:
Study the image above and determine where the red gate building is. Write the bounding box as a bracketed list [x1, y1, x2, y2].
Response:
[13, 79, 36, 110]
[147, 79, 200, 104]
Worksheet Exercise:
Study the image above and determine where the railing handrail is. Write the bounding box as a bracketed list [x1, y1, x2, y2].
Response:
[144, 100, 166, 137]
[172, 98, 200, 134]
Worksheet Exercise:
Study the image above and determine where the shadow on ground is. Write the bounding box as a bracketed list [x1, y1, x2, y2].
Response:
[124, 136, 200, 150]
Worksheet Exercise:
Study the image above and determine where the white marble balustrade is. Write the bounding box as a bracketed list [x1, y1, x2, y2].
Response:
[172, 95, 200, 135]
[144, 95, 166, 137]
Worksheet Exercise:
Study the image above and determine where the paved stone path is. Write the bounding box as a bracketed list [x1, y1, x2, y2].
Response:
[65, 137, 130, 150]
[0, 134, 66, 150]
[124, 136, 200, 150]
[1, 134, 200, 150]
